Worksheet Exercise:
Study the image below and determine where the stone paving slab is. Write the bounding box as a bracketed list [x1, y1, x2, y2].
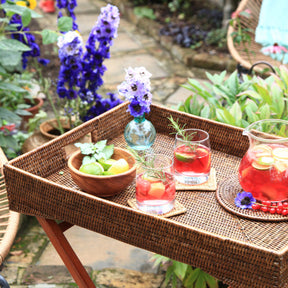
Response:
[104, 53, 169, 84]
[112, 31, 142, 52]
[38, 226, 157, 273]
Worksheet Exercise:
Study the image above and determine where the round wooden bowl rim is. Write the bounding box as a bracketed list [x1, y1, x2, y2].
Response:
[67, 147, 136, 179]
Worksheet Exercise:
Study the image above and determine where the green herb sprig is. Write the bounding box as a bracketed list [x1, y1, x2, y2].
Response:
[168, 115, 192, 141]
[75, 140, 114, 165]
[127, 148, 167, 182]
[168, 115, 197, 150]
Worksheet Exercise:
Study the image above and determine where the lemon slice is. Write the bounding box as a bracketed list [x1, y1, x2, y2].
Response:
[272, 147, 288, 160]
[79, 162, 104, 175]
[108, 159, 130, 174]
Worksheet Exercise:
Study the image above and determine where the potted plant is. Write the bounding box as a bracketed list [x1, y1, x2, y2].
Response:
[0, 70, 45, 128]
[0, 0, 72, 158]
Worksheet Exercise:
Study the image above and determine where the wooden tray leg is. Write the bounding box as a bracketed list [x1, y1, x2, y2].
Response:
[36, 216, 96, 288]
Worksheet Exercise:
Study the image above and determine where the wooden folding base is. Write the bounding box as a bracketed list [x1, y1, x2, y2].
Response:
[36, 217, 96, 288]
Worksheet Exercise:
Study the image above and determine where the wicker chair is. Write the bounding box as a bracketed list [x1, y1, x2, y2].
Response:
[227, 0, 288, 73]
[0, 148, 20, 288]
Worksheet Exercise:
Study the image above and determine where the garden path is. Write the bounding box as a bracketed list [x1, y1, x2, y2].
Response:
[1, 0, 225, 286]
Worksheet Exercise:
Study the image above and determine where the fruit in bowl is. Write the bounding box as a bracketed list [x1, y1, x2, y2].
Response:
[68, 141, 136, 197]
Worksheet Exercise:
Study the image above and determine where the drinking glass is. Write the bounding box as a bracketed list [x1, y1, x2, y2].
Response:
[136, 153, 175, 214]
[173, 128, 211, 185]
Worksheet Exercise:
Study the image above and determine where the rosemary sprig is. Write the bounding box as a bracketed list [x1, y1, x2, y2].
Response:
[127, 148, 167, 182]
[168, 115, 198, 150]
[168, 115, 195, 141]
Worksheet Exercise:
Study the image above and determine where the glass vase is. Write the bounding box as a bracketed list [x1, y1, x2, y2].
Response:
[124, 114, 156, 150]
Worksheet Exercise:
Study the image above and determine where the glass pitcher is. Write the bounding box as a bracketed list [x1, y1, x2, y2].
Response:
[238, 119, 288, 202]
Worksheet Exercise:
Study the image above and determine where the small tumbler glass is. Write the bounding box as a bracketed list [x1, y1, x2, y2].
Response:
[136, 153, 176, 214]
[173, 128, 211, 185]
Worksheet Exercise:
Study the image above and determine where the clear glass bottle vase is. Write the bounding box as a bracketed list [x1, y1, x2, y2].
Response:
[124, 114, 156, 150]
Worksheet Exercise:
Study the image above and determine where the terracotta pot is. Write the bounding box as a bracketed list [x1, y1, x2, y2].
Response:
[23, 97, 44, 121]
[39, 118, 72, 140]
[22, 118, 91, 158]
[20, 97, 44, 130]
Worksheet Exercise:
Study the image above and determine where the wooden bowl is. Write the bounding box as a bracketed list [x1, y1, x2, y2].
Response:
[68, 147, 136, 197]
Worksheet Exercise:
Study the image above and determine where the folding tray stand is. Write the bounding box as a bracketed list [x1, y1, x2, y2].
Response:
[4, 103, 288, 288]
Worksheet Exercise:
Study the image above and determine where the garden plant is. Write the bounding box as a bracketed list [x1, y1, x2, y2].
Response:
[0, 0, 72, 158]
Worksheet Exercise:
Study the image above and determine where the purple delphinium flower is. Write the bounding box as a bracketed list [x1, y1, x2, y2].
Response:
[235, 191, 255, 209]
[57, 31, 83, 99]
[10, 15, 49, 69]
[117, 67, 152, 117]
[79, 4, 120, 104]
[56, 4, 122, 124]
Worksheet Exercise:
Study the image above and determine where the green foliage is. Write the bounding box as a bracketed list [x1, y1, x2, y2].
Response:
[0, 71, 35, 116]
[152, 254, 219, 288]
[179, 65, 288, 128]
[206, 28, 227, 48]
[167, 0, 194, 19]
[27, 110, 47, 133]
[0, 1, 72, 159]
[0, 128, 30, 159]
[0, 1, 72, 71]
[0, 107, 21, 125]
[0, 107, 30, 160]
[129, 0, 192, 18]
[133, 7, 156, 20]
[75, 140, 114, 165]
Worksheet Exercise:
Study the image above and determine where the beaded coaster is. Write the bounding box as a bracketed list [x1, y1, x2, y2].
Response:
[127, 199, 187, 218]
[176, 168, 217, 191]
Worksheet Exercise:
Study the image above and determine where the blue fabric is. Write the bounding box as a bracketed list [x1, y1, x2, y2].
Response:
[255, 0, 288, 63]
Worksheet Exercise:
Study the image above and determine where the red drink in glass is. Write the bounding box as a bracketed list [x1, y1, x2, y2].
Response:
[238, 143, 288, 202]
[174, 144, 211, 175]
[136, 154, 175, 214]
[136, 172, 175, 213]
[174, 128, 211, 185]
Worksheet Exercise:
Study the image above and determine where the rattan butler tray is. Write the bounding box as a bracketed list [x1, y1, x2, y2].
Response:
[4, 103, 288, 288]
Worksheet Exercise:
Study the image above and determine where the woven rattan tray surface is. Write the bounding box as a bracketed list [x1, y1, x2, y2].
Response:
[4, 103, 288, 288]
[217, 175, 288, 222]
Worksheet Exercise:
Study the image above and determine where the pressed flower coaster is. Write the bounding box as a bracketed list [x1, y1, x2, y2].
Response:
[176, 168, 217, 191]
[127, 199, 187, 218]
[217, 174, 288, 222]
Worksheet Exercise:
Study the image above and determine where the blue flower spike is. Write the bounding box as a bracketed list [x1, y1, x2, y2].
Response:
[55, 4, 123, 123]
